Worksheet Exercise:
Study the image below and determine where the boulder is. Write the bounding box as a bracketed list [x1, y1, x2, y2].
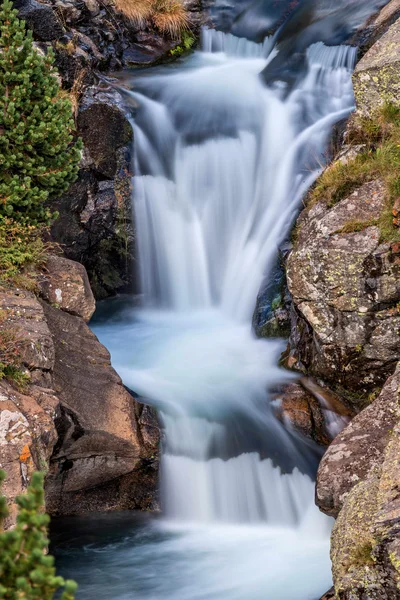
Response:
[274, 382, 329, 446]
[77, 87, 133, 179]
[0, 289, 55, 375]
[0, 382, 58, 530]
[352, 0, 400, 53]
[14, 0, 64, 41]
[0, 276, 159, 527]
[122, 34, 178, 67]
[320, 365, 400, 597]
[43, 303, 159, 515]
[287, 180, 400, 405]
[319, 589, 335, 600]
[353, 17, 400, 115]
[274, 378, 352, 447]
[40, 255, 96, 322]
[316, 364, 400, 517]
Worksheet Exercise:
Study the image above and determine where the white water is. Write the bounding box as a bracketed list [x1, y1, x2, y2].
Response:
[92, 27, 357, 600]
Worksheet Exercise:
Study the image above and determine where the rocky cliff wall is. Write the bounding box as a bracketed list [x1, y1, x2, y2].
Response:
[0, 257, 159, 529]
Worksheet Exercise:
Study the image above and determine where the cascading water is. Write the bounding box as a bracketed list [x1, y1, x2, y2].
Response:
[53, 13, 364, 600]
[110, 28, 356, 528]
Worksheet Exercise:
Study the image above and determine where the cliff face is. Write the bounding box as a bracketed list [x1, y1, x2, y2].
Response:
[0, 258, 159, 530]
[285, 6, 400, 597]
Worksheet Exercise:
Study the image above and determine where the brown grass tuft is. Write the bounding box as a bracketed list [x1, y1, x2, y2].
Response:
[114, 0, 189, 38]
[114, 0, 154, 26]
[152, 0, 189, 38]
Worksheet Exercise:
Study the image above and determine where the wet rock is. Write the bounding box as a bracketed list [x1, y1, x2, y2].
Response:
[14, 0, 64, 41]
[253, 259, 291, 339]
[50, 147, 135, 299]
[319, 588, 335, 600]
[77, 87, 133, 179]
[353, 18, 400, 116]
[274, 382, 330, 446]
[352, 0, 400, 54]
[287, 180, 400, 405]
[316, 363, 400, 518]
[40, 255, 96, 322]
[43, 303, 159, 515]
[275, 378, 352, 447]
[122, 33, 178, 67]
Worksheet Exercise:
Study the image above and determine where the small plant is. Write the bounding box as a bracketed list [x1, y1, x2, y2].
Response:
[0, 470, 77, 599]
[170, 31, 195, 56]
[0, 308, 29, 390]
[0, 218, 49, 288]
[0, 0, 82, 225]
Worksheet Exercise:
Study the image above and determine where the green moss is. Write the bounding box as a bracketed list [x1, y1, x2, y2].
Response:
[337, 218, 379, 234]
[351, 542, 376, 567]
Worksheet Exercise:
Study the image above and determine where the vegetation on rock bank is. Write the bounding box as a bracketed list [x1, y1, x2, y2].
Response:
[0, 470, 77, 599]
[310, 103, 400, 243]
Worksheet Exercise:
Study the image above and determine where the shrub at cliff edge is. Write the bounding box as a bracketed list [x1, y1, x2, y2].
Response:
[0, 470, 77, 599]
[0, 0, 82, 225]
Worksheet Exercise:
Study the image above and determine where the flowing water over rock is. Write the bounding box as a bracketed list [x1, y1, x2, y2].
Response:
[54, 18, 362, 600]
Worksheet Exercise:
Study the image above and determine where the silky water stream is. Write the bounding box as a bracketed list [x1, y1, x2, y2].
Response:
[53, 18, 361, 600]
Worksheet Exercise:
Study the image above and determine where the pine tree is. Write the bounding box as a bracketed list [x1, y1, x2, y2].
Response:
[0, 0, 82, 225]
[0, 470, 77, 599]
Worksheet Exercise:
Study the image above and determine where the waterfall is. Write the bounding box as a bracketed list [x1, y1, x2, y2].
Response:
[91, 26, 357, 600]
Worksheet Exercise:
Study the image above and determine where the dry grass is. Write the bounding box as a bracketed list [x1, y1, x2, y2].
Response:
[115, 0, 154, 25]
[152, 0, 189, 37]
[114, 0, 189, 38]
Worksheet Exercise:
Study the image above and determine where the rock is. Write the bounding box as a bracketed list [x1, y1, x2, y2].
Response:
[14, 0, 64, 41]
[122, 37, 177, 67]
[274, 382, 330, 446]
[319, 588, 335, 600]
[0, 289, 55, 373]
[0, 279, 159, 527]
[43, 303, 159, 515]
[0, 381, 58, 530]
[274, 378, 352, 447]
[287, 180, 400, 405]
[353, 18, 400, 116]
[253, 259, 291, 338]
[352, 0, 400, 53]
[50, 148, 135, 299]
[39, 255, 96, 322]
[316, 363, 400, 517]
[323, 365, 400, 597]
[83, 0, 100, 18]
[77, 87, 133, 179]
